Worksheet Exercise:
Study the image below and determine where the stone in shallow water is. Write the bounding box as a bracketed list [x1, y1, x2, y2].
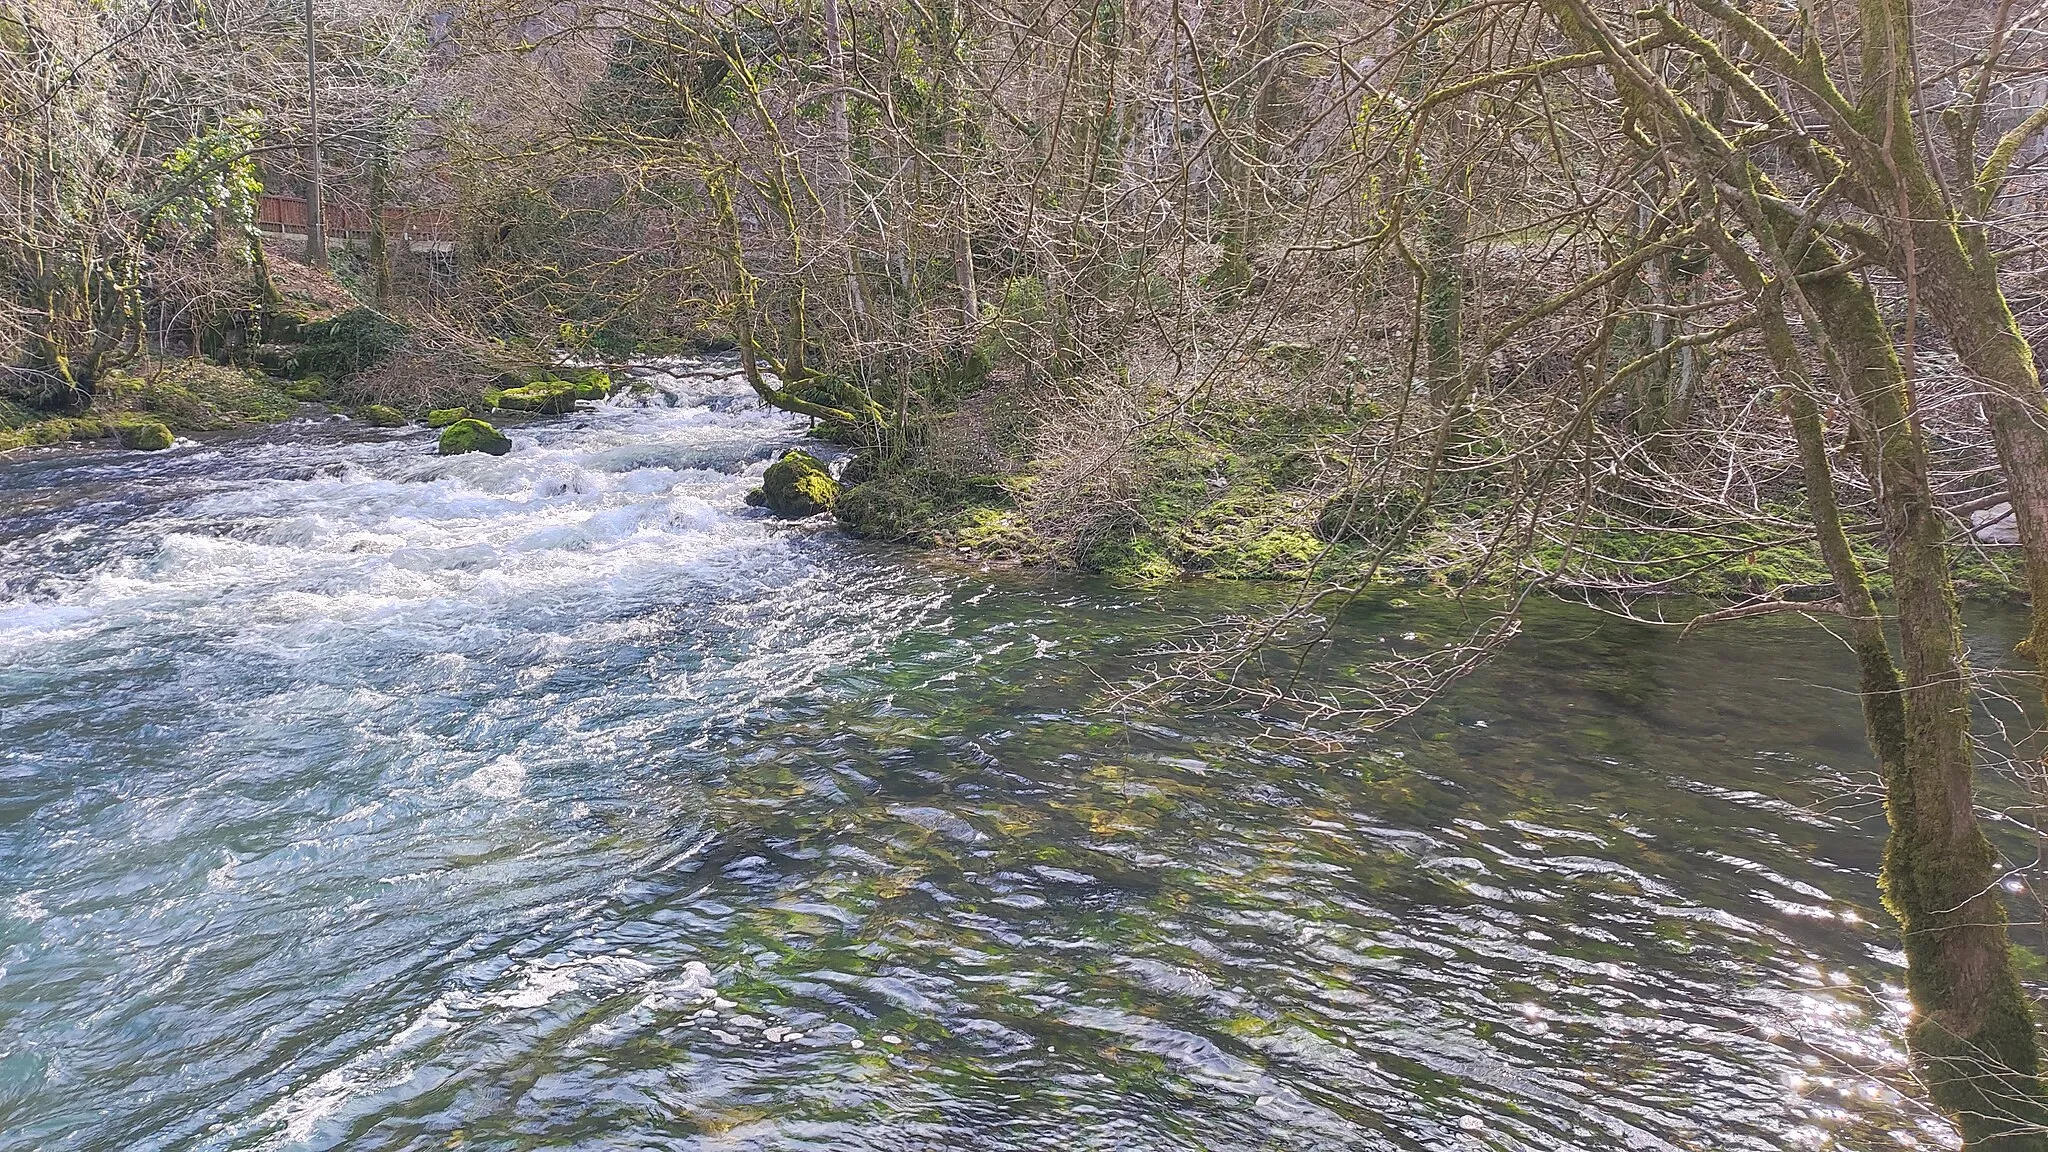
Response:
[117, 421, 174, 451]
[438, 418, 511, 457]
[761, 449, 840, 518]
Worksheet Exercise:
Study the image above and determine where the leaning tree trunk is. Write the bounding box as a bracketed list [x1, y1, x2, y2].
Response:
[1913, 233, 2048, 722]
[1804, 264, 2048, 1150]
[1750, 276, 1908, 773]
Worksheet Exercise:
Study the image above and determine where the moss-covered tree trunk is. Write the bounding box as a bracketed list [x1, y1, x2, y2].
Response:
[1750, 281, 1908, 772]
[1418, 163, 1468, 414]
[1913, 234, 2048, 722]
[1805, 265, 2048, 1150]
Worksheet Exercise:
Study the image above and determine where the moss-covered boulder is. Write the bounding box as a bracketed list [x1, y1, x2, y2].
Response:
[762, 449, 840, 518]
[357, 404, 406, 427]
[565, 368, 613, 400]
[438, 418, 511, 457]
[425, 407, 467, 428]
[488, 379, 578, 415]
[0, 416, 112, 451]
[285, 375, 332, 402]
[116, 420, 174, 451]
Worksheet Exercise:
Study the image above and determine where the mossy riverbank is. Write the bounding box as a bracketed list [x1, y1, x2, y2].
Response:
[821, 382, 2030, 604]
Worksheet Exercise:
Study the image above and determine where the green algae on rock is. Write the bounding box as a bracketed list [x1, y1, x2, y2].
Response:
[116, 421, 174, 451]
[438, 418, 511, 457]
[357, 404, 406, 427]
[485, 368, 612, 415]
[425, 407, 467, 428]
[762, 449, 840, 518]
[488, 379, 579, 415]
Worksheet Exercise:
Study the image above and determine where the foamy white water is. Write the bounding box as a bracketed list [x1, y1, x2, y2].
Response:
[0, 361, 946, 1151]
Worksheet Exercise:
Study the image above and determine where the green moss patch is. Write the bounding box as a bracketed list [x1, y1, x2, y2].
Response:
[438, 418, 512, 457]
[116, 420, 174, 451]
[762, 449, 840, 518]
[108, 361, 301, 429]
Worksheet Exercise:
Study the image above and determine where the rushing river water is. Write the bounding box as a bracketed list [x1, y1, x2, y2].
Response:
[0, 361, 2033, 1151]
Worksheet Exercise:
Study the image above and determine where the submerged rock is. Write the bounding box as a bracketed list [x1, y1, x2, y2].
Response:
[425, 407, 467, 428]
[357, 404, 406, 427]
[438, 418, 511, 457]
[762, 450, 840, 518]
[116, 421, 174, 451]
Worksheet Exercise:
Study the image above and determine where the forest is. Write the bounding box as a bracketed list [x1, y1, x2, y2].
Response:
[4, 0, 2048, 1147]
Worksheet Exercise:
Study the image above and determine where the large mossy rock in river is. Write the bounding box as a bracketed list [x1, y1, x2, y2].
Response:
[762, 449, 840, 518]
[425, 407, 467, 428]
[485, 368, 614, 415]
[116, 420, 174, 451]
[438, 418, 511, 457]
[488, 379, 579, 415]
[833, 475, 923, 541]
[562, 367, 614, 400]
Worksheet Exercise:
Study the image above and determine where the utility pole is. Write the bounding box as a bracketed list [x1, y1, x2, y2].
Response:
[304, 0, 328, 268]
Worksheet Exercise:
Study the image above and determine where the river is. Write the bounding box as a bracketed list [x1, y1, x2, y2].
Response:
[0, 359, 2025, 1150]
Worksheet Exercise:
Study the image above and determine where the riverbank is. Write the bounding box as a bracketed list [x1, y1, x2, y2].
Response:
[824, 367, 2032, 604]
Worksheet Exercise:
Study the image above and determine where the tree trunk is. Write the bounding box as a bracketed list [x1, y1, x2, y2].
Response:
[1913, 235, 2048, 718]
[1753, 279, 1907, 772]
[1803, 266, 2048, 1150]
[367, 137, 393, 307]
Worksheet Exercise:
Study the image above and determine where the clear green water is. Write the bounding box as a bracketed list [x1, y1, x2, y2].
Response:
[0, 366, 2025, 1150]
